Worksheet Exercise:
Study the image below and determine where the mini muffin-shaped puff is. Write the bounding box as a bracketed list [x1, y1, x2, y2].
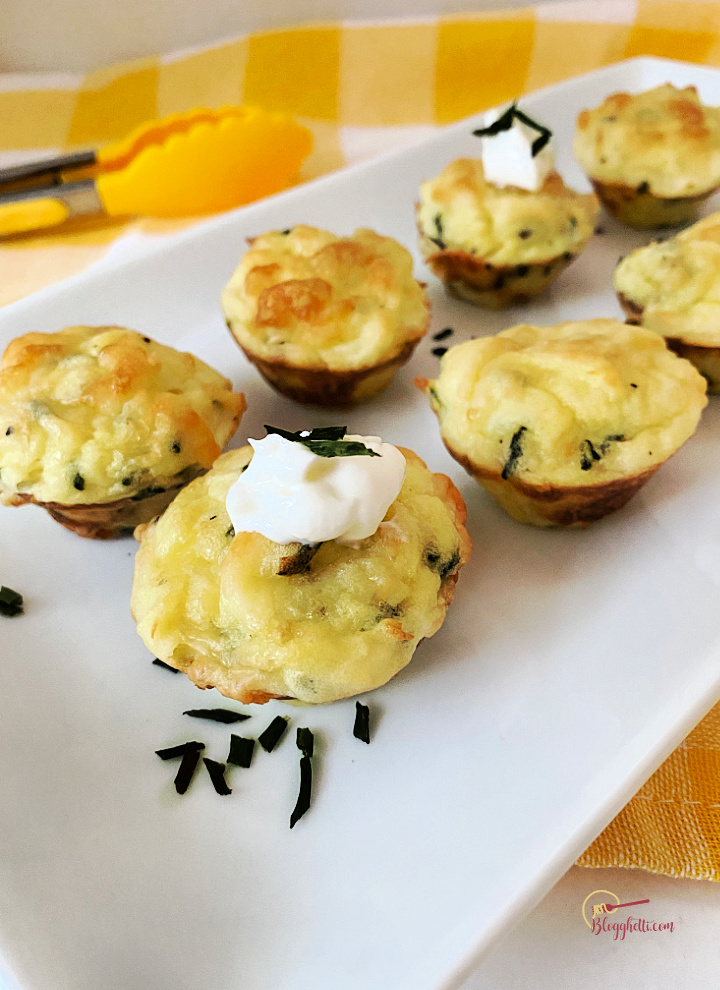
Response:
[417, 158, 598, 308]
[131, 445, 471, 705]
[574, 84, 720, 228]
[221, 225, 429, 406]
[0, 326, 246, 538]
[615, 212, 720, 391]
[418, 319, 707, 527]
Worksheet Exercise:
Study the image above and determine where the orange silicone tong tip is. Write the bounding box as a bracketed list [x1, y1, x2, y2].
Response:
[97, 107, 313, 218]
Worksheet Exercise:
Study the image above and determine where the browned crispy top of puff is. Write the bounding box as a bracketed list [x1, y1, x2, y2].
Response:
[0, 325, 245, 504]
[222, 226, 429, 370]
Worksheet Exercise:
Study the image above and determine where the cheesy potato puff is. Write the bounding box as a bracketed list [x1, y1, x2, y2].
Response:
[615, 212, 720, 391]
[416, 158, 598, 309]
[131, 445, 471, 705]
[0, 326, 246, 538]
[418, 319, 707, 527]
[221, 225, 429, 406]
[574, 84, 720, 229]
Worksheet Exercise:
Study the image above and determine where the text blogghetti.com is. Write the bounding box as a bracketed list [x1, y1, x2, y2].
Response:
[591, 915, 675, 940]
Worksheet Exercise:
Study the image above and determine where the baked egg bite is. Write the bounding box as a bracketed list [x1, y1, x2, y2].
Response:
[615, 212, 720, 391]
[418, 318, 707, 527]
[131, 436, 471, 705]
[0, 325, 246, 538]
[221, 225, 429, 406]
[417, 158, 598, 308]
[574, 84, 720, 229]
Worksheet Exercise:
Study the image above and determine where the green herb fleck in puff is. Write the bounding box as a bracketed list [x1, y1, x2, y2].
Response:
[429, 214, 446, 251]
[502, 427, 527, 479]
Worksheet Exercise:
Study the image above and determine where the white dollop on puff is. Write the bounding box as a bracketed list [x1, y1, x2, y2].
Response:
[226, 433, 406, 546]
[480, 107, 554, 192]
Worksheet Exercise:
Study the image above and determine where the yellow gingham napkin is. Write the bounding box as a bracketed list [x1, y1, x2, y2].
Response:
[2, 0, 720, 880]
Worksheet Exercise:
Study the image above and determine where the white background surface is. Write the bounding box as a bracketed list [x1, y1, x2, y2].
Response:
[465, 866, 720, 990]
[1, 59, 720, 990]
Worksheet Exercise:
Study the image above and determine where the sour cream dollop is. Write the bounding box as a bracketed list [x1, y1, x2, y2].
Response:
[226, 433, 406, 546]
[480, 107, 554, 192]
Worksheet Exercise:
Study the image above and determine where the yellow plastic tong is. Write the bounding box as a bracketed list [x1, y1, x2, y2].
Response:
[0, 106, 313, 237]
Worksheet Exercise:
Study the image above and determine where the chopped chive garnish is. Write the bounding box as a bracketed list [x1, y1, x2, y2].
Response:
[264, 425, 379, 459]
[433, 327, 453, 341]
[203, 758, 232, 796]
[0, 585, 23, 617]
[296, 727, 314, 758]
[290, 755, 312, 828]
[432, 347, 448, 358]
[227, 735, 255, 768]
[301, 425, 346, 441]
[258, 715, 289, 752]
[152, 658, 179, 673]
[156, 741, 205, 760]
[473, 103, 552, 157]
[174, 747, 202, 794]
[353, 702, 371, 744]
[183, 708, 250, 724]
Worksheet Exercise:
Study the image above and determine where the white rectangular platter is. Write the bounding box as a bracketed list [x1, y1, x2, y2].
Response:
[1, 57, 720, 990]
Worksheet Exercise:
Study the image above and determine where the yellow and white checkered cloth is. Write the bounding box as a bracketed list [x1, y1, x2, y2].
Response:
[2, 0, 720, 880]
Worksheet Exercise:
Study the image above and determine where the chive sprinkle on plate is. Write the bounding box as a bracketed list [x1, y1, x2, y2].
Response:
[290, 755, 313, 829]
[0, 586, 24, 617]
[203, 758, 232, 796]
[289, 728, 315, 828]
[183, 708, 251, 724]
[156, 741, 205, 761]
[152, 658, 179, 673]
[296, 727, 314, 759]
[174, 747, 202, 794]
[353, 702, 371, 744]
[258, 715, 289, 752]
[227, 735, 255, 769]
